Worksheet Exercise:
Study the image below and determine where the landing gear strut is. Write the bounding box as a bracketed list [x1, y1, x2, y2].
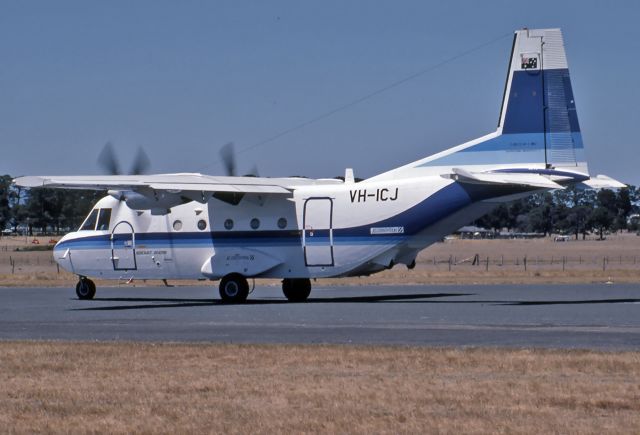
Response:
[219, 273, 249, 303]
[282, 278, 312, 302]
[76, 277, 96, 300]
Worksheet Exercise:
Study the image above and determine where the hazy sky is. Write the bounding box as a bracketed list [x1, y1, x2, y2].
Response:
[2, 1, 639, 184]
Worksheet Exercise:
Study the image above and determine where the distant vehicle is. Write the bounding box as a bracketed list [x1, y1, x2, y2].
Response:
[554, 235, 570, 242]
[1, 229, 12, 235]
[15, 28, 624, 302]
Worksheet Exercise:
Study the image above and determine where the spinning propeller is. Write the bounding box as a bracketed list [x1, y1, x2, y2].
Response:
[219, 142, 259, 177]
[97, 142, 151, 175]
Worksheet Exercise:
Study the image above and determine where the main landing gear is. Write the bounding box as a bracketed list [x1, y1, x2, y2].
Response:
[217, 274, 312, 303]
[282, 278, 312, 302]
[219, 273, 250, 303]
[76, 277, 96, 300]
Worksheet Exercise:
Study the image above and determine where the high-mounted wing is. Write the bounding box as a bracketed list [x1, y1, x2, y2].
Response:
[14, 173, 292, 194]
[13, 173, 343, 212]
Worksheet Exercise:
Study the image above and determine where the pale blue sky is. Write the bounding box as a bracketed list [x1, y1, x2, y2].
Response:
[1, 1, 639, 184]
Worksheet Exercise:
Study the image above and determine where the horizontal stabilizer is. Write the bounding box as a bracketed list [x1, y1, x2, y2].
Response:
[579, 175, 627, 189]
[450, 167, 564, 189]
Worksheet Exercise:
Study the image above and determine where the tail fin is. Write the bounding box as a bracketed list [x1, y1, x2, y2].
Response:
[498, 28, 585, 169]
[372, 28, 589, 180]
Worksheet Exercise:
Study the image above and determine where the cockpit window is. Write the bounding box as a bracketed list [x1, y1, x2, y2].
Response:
[79, 209, 99, 231]
[96, 208, 112, 231]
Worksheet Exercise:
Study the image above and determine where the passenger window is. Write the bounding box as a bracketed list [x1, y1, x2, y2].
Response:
[79, 209, 99, 231]
[96, 209, 112, 231]
[250, 218, 260, 230]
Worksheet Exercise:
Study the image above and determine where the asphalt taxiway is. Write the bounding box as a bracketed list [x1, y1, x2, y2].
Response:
[1, 284, 639, 350]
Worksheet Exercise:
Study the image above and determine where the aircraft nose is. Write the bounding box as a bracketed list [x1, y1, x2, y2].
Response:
[53, 233, 70, 252]
[53, 233, 75, 273]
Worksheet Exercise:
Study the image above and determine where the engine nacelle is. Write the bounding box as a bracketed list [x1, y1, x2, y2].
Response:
[108, 190, 188, 214]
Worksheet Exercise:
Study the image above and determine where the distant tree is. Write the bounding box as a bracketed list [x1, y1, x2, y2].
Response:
[589, 207, 614, 240]
[2, 178, 29, 233]
[596, 189, 617, 213]
[476, 204, 509, 231]
[0, 175, 12, 230]
[527, 192, 554, 236]
[614, 188, 633, 230]
[628, 185, 639, 213]
[506, 199, 531, 231]
[553, 187, 594, 239]
[564, 205, 591, 239]
[551, 202, 570, 234]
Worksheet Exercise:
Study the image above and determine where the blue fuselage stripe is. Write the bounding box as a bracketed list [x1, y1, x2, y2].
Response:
[56, 183, 476, 252]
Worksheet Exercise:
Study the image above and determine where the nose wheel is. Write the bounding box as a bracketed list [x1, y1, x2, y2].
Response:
[282, 278, 312, 302]
[76, 277, 96, 300]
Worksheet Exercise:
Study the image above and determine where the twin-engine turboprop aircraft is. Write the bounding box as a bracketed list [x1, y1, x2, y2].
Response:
[15, 28, 623, 302]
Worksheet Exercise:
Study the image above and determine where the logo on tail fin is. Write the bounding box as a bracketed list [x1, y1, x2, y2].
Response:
[520, 54, 539, 70]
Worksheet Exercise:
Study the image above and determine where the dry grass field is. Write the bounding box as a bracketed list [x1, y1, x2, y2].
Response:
[1, 236, 639, 433]
[0, 342, 639, 434]
[1, 232, 639, 287]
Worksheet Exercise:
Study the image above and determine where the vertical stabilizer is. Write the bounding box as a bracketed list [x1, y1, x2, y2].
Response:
[370, 28, 589, 181]
[498, 28, 586, 170]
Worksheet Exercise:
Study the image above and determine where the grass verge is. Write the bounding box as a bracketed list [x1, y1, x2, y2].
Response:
[1, 341, 639, 433]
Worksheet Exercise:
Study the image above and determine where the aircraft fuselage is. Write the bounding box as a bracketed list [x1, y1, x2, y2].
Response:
[54, 175, 517, 282]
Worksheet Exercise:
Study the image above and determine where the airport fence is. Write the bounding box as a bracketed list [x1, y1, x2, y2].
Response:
[428, 254, 639, 272]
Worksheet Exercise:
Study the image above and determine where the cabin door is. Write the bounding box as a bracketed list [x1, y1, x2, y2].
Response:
[111, 221, 137, 271]
[303, 198, 334, 267]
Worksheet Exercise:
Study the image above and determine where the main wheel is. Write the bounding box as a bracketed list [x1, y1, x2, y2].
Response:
[282, 278, 312, 302]
[219, 273, 249, 303]
[76, 278, 96, 300]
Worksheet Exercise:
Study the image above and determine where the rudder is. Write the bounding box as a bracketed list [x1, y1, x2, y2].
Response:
[499, 28, 585, 170]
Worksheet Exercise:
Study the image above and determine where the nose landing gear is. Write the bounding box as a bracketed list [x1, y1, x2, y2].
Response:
[76, 277, 96, 300]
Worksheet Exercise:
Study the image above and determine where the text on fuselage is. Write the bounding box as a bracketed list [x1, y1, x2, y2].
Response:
[349, 187, 398, 203]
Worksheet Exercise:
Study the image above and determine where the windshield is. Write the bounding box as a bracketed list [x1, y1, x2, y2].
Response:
[96, 208, 112, 231]
[79, 209, 99, 231]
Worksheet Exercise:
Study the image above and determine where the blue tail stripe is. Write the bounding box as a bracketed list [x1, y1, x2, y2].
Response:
[503, 68, 580, 135]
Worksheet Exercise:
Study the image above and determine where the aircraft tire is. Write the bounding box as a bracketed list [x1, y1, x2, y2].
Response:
[76, 278, 96, 300]
[282, 278, 311, 302]
[219, 273, 249, 303]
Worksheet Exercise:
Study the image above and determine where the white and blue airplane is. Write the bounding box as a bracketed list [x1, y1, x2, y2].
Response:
[15, 28, 623, 302]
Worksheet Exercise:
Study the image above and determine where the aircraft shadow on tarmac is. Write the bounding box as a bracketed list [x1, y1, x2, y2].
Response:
[70, 293, 640, 312]
[71, 292, 473, 311]
[502, 298, 640, 306]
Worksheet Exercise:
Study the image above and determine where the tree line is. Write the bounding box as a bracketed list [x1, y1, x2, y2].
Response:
[0, 175, 104, 236]
[474, 185, 639, 239]
[1, 173, 639, 238]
